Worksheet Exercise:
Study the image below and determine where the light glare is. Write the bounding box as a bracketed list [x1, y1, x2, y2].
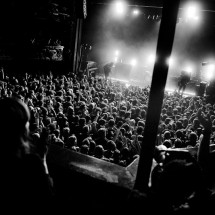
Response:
[184, 3, 201, 22]
[167, 57, 174, 66]
[185, 67, 192, 74]
[115, 50, 119, 56]
[187, 6, 197, 18]
[115, 2, 126, 16]
[133, 9, 139, 16]
[130, 59, 137, 67]
[148, 54, 156, 63]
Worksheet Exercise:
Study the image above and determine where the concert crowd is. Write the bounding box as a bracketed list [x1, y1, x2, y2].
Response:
[0, 68, 215, 214]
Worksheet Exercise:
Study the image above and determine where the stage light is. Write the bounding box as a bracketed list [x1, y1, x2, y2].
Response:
[202, 62, 215, 82]
[115, 50, 119, 56]
[205, 64, 215, 81]
[186, 6, 197, 19]
[183, 2, 201, 22]
[205, 71, 213, 81]
[114, 57, 118, 62]
[133, 9, 139, 16]
[114, 1, 127, 16]
[130, 59, 137, 67]
[185, 67, 192, 73]
[208, 64, 215, 71]
[148, 54, 156, 64]
[167, 57, 174, 66]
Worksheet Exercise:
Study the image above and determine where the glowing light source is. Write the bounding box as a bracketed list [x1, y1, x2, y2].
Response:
[114, 1, 127, 16]
[167, 57, 174, 66]
[133, 9, 139, 16]
[148, 54, 156, 64]
[183, 3, 201, 22]
[186, 6, 197, 19]
[130, 59, 137, 67]
[205, 64, 215, 81]
[185, 67, 192, 73]
[208, 64, 215, 71]
[115, 50, 119, 56]
[205, 71, 213, 81]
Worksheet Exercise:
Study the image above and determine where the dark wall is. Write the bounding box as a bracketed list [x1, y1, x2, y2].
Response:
[0, 0, 78, 75]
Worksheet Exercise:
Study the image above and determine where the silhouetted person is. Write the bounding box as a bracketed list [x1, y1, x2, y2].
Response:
[103, 62, 114, 80]
[0, 97, 54, 213]
[178, 70, 191, 95]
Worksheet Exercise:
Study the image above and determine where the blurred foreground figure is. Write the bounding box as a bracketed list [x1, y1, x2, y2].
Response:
[0, 97, 54, 213]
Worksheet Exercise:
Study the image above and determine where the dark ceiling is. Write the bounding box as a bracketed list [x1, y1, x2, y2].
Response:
[0, 0, 214, 46]
[87, 0, 215, 26]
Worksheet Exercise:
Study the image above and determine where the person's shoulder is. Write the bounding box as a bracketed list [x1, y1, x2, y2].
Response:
[24, 152, 41, 161]
[23, 153, 44, 169]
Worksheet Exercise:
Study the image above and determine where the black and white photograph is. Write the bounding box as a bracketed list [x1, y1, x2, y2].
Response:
[0, 0, 215, 214]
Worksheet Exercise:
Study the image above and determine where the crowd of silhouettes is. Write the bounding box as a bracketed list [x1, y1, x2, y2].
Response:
[0, 67, 215, 213]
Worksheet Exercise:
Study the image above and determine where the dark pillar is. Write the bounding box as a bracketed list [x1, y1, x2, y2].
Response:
[72, 18, 83, 74]
[134, 0, 180, 193]
[69, 0, 87, 74]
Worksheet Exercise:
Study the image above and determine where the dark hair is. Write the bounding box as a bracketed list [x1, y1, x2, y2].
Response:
[80, 144, 89, 155]
[0, 96, 30, 129]
[152, 157, 203, 208]
[94, 145, 104, 159]
[108, 119, 115, 127]
[0, 97, 31, 152]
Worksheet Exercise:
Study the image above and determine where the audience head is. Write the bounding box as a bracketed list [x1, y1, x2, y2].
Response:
[0, 97, 31, 155]
[94, 145, 104, 159]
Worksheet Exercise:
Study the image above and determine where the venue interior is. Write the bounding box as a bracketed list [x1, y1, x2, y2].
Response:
[1, 0, 215, 214]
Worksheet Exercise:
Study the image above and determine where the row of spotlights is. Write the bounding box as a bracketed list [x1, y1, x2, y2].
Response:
[113, 51, 201, 75]
[114, 55, 215, 82]
[113, 1, 201, 23]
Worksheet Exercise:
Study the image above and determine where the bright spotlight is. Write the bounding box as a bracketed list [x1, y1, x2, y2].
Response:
[186, 6, 197, 18]
[114, 1, 127, 16]
[202, 62, 215, 82]
[205, 71, 213, 81]
[130, 59, 137, 67]
[114, 57, 118, 62]
[115, 50, 119, 56]
[167, 57, 174, 66]
[205, 64, 215, 80]
[208, 64, 215, 71]
[184, 3, 201, 22]
[185, 67, 192, 73]
[148, 54, 156, 63]
[133, 9, 139, 16]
